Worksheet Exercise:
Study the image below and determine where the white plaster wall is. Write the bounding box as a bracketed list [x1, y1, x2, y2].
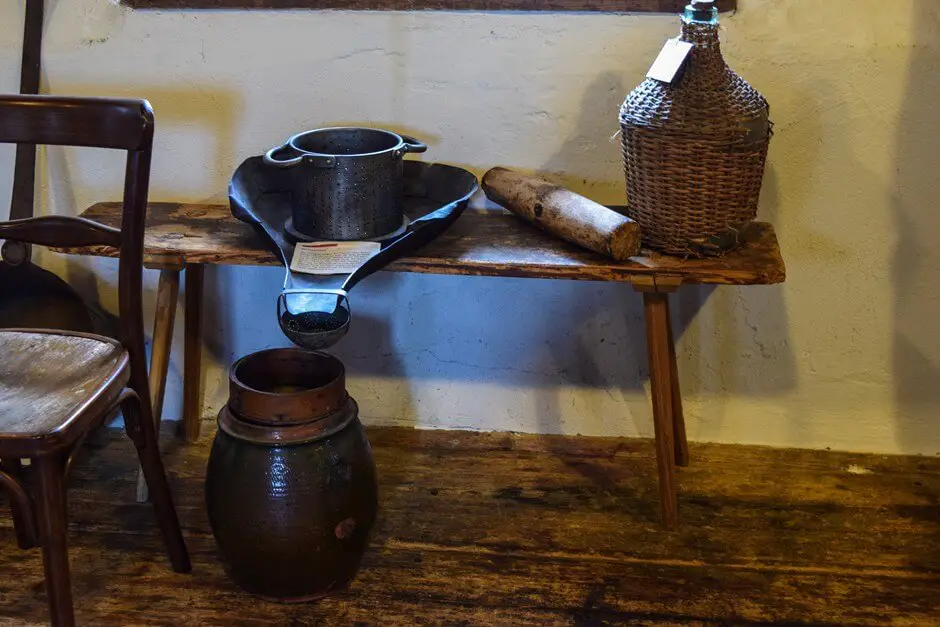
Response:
[1, 0, 937, 455]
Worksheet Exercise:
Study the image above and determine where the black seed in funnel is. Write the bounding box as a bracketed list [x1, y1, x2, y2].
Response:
[280, 308, 350, 334]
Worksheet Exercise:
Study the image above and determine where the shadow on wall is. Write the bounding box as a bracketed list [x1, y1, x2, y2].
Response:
[37, 83, 241, 417]
[536, 72, 660, 437]
[329, 272, 651, 435]
[540, 71, 796, 438]
[892, 0, 940, 455]
[45, 83, 242, 203]
[541, 71, 629, 203]
[313, 73, 797, 440]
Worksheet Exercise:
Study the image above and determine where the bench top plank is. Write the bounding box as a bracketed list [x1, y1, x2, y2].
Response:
[61, 202, 785, 286]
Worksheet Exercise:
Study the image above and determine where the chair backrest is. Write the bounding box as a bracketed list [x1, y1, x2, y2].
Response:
[0, 95, 155, 398]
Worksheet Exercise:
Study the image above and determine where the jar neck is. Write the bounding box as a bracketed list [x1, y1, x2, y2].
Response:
[680, 19, 721, 51]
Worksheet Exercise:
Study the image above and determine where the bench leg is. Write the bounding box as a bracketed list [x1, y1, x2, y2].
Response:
[664, 296, 689, 467]
[643, 292, 679, 531]
[181, 264, 205, 443]
[137, 268, 181, 502]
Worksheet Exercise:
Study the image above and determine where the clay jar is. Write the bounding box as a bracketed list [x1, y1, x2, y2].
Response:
[205, 348, 378, 602]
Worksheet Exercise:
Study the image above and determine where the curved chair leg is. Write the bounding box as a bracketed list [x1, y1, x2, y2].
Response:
[121, 392, 192, 573]
[1, 457, 38, 549]
[34, 453, 75, 627]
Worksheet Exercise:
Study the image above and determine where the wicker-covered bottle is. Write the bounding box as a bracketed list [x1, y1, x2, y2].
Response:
[620, 0, 771, 256]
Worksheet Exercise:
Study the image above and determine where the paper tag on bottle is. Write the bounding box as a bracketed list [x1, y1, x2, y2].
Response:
[290, 241, 381, 275]
[646, 39, 693, 83]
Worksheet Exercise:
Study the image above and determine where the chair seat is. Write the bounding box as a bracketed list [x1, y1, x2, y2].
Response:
[0, 330, 128, 447]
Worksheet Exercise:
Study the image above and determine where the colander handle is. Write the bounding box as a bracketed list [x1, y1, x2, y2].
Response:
[263, 142, 303, 168]
[263, 144, 336, 169]
[397, 134, 428, 156]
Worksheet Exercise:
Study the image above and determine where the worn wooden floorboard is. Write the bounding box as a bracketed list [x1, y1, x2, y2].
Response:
[0, 425, 937, 625]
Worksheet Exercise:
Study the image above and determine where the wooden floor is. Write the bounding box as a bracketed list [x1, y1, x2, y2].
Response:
[0, 424, 938, 626]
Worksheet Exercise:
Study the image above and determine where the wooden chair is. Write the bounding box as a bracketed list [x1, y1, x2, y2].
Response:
[0, 95, 192, 627]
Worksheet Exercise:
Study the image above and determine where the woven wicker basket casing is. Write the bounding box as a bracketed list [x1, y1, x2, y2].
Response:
[620, 17, 771, 257]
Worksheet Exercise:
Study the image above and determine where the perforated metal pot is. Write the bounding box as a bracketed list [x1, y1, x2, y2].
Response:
[264, 127, 427, 241]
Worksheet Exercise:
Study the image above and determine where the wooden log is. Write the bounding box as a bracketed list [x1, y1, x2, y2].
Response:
[482, 167, 641, 261]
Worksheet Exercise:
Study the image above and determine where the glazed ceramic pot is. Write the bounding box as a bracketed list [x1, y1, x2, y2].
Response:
[205, 348, 378, 602]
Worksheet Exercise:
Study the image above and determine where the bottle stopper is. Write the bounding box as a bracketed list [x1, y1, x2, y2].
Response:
[685, 0, 717, 21]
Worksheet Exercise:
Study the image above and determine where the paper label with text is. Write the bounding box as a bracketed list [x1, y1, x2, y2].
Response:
[646, 39, 694, 84]
[290, 241, 381, 275]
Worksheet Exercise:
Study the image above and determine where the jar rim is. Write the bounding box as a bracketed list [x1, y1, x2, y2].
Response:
[228, 348, 347, 425]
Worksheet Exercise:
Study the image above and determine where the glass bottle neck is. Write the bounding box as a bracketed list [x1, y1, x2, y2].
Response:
[680, 7, 721, 49]
[682, 2, 718, 26]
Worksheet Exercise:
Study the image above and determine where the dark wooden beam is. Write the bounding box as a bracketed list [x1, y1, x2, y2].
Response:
[124, 0, 735, 13]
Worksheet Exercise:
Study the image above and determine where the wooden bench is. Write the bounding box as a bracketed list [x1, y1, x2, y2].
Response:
[62, 202, 786, 529]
